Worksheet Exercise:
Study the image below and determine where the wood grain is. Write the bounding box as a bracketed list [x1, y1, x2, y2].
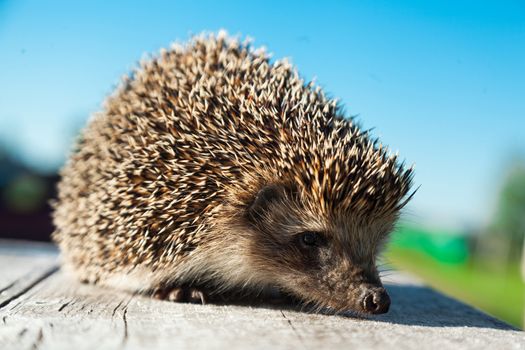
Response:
[0, 240, 523, 350]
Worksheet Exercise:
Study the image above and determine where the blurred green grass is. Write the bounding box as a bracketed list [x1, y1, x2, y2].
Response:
[385, 226, 525, 329]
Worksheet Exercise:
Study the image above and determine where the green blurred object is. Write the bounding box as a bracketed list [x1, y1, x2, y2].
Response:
[3, 174, 47, 213]
[386, 225, 525, 329]
[390, 226, 469, 264]
[491, 160, 525, 261]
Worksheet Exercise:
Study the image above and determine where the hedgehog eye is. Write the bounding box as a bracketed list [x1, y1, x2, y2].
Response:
[299, 231, 322, 247]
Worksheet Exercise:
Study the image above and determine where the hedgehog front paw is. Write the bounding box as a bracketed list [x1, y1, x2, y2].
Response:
[153, 286, 208, 304]
[153, 287, 185, 302]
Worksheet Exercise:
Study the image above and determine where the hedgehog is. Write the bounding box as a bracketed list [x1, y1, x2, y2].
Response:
[52, 32, 414, 315]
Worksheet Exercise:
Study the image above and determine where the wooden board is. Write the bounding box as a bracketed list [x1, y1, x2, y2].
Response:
[0, 240, 523, 350]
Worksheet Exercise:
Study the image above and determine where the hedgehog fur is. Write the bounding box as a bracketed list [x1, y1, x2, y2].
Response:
[53, 31, 414, 314]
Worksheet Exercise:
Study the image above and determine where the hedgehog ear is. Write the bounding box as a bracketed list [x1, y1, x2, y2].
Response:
[248, 184, 283, 221]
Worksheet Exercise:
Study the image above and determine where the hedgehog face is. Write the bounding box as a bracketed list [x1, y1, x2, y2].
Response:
[245, 184, 396, 315]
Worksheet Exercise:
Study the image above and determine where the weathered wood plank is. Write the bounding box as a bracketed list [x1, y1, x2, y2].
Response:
[0, 240, 58, 310]
[0, 240, 523, 350]
[0, 271, 131, 350]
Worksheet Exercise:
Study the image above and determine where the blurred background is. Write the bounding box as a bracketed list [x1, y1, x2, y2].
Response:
[0, 0, 524, 327]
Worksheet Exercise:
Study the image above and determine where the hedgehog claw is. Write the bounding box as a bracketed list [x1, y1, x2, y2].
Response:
[153, 286, 207, 304]
[168, 288, 185, 302]
[188, 288, 207, 305]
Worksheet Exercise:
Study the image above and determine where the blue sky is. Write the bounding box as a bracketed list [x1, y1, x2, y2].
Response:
[0, 0, 524, 229]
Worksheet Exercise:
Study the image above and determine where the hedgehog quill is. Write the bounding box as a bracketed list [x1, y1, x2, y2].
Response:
[53, 32, 414, 315]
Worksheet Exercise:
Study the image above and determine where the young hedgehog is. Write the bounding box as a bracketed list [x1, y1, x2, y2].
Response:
[53, 32, 414, 315]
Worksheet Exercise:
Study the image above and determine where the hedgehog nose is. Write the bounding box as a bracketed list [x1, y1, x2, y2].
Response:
[362, 287, 390, 314]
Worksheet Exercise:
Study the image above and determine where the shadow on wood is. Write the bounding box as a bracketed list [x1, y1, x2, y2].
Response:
[202, 283, 515, 331]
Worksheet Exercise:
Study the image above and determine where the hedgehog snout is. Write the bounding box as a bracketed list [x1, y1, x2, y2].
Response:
[359, 284, 391, 314]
